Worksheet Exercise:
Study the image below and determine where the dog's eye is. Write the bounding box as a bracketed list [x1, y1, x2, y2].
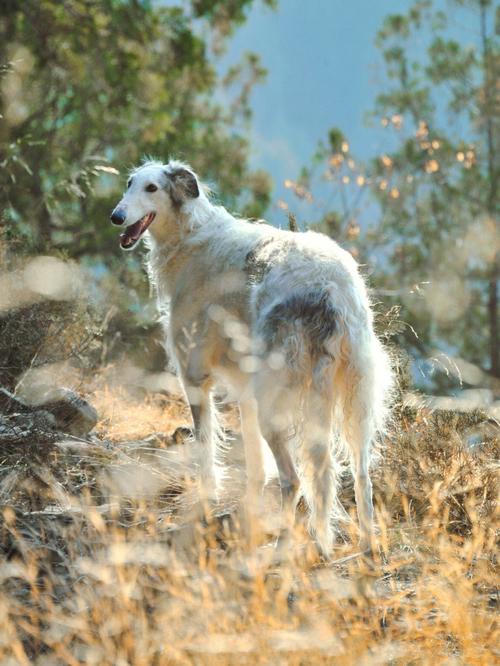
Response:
[127, 179, 132, 189]
[145, 184, 158, 193]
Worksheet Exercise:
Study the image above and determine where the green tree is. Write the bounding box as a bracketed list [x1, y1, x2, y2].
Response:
[296, 0, 499, 386]
[368, 0, 499, 381]
[0, 0, 273, 260]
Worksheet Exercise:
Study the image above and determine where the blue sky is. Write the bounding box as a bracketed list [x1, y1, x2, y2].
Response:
[217, 0, 416, 223]
[214, 0, 479, 226]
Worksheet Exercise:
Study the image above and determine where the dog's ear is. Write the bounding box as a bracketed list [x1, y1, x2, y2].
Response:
[166, 167, 200, 205]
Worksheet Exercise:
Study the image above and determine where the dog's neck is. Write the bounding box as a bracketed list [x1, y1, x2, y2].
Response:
[145, 199, 220, 302]
[147, 194, 214, 245]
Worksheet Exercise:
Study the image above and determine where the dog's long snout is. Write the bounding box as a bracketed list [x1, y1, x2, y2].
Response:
[110, 208, 126, 226]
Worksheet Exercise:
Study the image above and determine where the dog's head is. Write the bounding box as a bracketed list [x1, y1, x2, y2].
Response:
[110, 160, 200, 250]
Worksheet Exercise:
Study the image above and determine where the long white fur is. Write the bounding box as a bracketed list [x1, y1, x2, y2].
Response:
[111, 160, 394, 555]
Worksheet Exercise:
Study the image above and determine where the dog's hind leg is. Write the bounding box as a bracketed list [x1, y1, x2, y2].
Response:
[298, 388, 338, 557]
[265, 430, 300, 538]
[254, 378, 301, 549]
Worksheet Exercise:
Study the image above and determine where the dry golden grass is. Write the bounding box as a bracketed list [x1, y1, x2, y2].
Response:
[0, 382, 498, 665]
[91, 385, 189, 442]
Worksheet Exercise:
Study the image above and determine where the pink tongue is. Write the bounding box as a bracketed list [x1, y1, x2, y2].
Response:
[120, 219, 144, 247]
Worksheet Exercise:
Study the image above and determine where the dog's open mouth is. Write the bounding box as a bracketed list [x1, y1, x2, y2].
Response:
[120, 212, 156, 249]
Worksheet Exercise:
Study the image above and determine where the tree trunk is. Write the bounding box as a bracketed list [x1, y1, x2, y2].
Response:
[480, 1, 499, 377]
[489, 271, 499, 377]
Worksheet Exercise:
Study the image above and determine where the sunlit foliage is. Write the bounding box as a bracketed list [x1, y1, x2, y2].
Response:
[290, 0, 499, 389]
[0, 0, 272, 259]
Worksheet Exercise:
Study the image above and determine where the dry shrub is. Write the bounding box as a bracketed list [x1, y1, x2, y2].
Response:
[0, 300, 100, 391]
[0, 384, 498, 665]
[0, 247, 102, 392]
[0, 246, 167, 398]
[375, 407, 498, 536]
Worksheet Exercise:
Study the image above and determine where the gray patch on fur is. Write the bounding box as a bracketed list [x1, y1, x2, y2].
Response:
[261, 291, 338, 357]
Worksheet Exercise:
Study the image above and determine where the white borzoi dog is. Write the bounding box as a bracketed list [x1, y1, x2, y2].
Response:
[110, 160, 393, 555]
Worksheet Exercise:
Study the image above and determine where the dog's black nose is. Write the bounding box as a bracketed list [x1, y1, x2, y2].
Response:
[110, 208, 126, 226]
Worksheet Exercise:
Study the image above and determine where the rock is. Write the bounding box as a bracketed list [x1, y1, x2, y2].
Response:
[0, 411, 57, 445]
[0, 386, 98, 437]
[39, 388, 98, 437]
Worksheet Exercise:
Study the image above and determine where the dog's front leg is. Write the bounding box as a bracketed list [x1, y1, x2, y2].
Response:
[188, 390, 220, 502]
[180, 347, 220, 504]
